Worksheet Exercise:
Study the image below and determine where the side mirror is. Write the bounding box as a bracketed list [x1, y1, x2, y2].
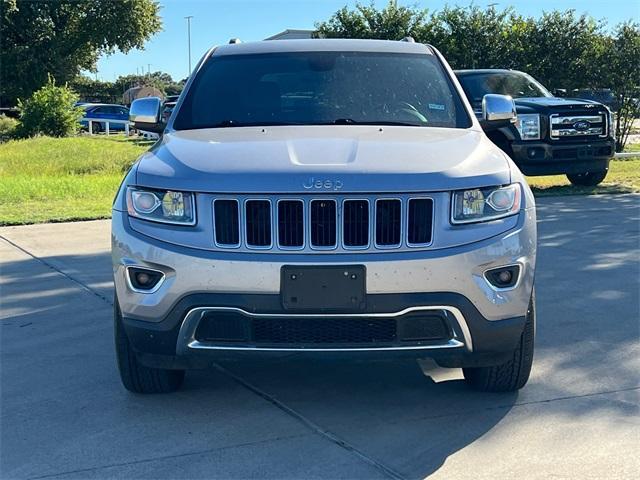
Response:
[481, 94, 516, 131]
[129, 97, 165, 134]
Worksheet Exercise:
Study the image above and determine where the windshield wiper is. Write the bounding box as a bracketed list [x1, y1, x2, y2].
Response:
[209, 120, 241, 128]
[329, 119, 424, 127]
[208, 120, 304, 128]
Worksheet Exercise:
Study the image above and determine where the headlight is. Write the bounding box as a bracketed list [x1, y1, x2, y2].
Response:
[451, 184, 521, 224]
[608, 108, 615, 139]
[515, 114, 540, 140]
[126, 187, 196, 225]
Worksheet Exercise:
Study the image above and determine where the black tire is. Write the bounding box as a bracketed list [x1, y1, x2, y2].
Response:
[566, 170, 608, 186]
[463, 291, 535, 392]
[114, 297, 185, 394]
[91, 122, 102, 134]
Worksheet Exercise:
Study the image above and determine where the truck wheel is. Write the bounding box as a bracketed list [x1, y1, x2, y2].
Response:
[114, 297, 185, 394]
[463, 291, 535, 392]
[566, 170, 608, 186]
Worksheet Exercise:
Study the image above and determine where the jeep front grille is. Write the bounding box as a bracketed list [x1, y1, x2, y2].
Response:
[213, 200, 240, 247]
[277, 200, 304, 248]
[343, 200, 369, 248]
[550, 112, 607, 140]
[310, 199, 337, 248]
[211, 195, 434, 253]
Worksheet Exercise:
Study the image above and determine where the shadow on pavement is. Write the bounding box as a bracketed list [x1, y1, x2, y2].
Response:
[1, 194, 638, 478]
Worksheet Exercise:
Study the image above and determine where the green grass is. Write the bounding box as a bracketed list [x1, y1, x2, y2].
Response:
[0, 135, 150, 225]
[0, 135, 638, 226]
[624, 143, 640, 153]
[527, 158, 640, 196]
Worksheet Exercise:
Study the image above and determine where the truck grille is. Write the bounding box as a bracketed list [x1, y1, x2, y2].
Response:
[212, 195, 434, 252]
[194, 310, 451, 346]
[550, 112, 607, 141]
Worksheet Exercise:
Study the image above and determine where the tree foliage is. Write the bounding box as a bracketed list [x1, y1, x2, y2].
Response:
[603, 22, 640, 150]
[16, 76, 83, 138]
[69, 72, 185, 105]
[1, 0, 162, 106]
[315, 1, 640, 149]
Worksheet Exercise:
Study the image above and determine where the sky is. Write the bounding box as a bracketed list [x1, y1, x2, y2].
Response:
[94, 0, 640, 82]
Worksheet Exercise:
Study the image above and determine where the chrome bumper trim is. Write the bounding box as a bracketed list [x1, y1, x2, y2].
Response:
[176, 305, 473, 354]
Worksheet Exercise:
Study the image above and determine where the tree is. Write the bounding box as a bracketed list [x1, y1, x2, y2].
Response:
[422, 6, 528, 69]
[603, 22, 640, 150]
[1, 0, 161, 106]
[315, 1, 428, 40]
[523, 11, 608, 90]
[17, 76, 83, 138]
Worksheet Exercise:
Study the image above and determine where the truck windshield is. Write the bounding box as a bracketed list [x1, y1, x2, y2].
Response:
[457, 71, 552, 106]
[174, 51, 471, 130]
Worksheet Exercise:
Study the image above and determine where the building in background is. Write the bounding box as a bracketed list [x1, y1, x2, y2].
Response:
[265, 29, 314, 40]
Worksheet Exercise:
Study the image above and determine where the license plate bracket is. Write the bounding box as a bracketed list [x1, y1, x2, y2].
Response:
[281, 265, 366, 312]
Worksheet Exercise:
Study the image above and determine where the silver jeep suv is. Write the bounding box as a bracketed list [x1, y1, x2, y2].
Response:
[113, 39, 537, 394]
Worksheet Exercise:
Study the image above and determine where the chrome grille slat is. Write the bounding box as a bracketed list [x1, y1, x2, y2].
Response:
[375, 199, 402, 247]
[550, 112, 607, 140]
[277, 200, 304, 248]
[213, 199, 240, 247]
[245, 200, 272, 248]
[407, 198, 434, 246]
[310, 199, 337, 248]
[343, 199, 369, 248]
[211, 194, 434, 253]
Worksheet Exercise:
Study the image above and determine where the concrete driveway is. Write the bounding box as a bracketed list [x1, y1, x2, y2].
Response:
[1, 194, 639, 479]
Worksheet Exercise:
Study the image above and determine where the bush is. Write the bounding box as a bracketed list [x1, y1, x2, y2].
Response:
[17, 77, 83, 138]
[0, 115, 19, 139]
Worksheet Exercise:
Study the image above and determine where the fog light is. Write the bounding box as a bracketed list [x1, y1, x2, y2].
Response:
[497, 270, 513, 284]
[485, 265, 520, 289]
[127, 267, 164, 292]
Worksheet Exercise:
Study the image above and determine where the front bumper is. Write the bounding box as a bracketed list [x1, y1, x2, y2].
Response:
[112, 207, 536, 363]
[511, 138, 614, 176]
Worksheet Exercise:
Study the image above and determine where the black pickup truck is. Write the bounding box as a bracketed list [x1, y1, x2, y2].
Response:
[455, 69, 615, 186]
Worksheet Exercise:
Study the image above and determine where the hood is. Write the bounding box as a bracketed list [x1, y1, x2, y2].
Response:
[514, 96, 606, 114]
[135, 126, 510, 193]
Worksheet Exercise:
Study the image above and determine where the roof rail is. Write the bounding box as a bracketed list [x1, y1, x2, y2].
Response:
[229, 38, 242, 44]
[401, 36, 415, 43]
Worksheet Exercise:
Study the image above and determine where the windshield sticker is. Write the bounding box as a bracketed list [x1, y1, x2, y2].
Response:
[428, 103, 445, 111]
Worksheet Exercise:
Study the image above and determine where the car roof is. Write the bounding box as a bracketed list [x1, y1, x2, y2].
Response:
[212, 39, 434, 56]
[454, 68, 526, 76]
[82, 103, 127, 108]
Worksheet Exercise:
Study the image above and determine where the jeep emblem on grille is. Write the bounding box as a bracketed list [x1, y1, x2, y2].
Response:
[573, 120, 590, 131]
[303, 177, 344, 191]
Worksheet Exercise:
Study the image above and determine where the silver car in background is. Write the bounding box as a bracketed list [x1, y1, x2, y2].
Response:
[112, 39, 537, 394]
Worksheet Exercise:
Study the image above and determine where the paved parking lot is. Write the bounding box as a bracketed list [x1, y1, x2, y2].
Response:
[1, 194, 639, 479]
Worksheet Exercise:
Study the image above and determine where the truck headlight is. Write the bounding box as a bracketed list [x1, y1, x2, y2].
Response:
[515, 114, 540, 140]
[451, 184, 521, 224]
[126, 187, 196, 225]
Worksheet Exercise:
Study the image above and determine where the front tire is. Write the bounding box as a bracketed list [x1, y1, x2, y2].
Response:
[463, 291, 535, 392]
[114, 297, 185, 394]
[567, 170, 608, 186]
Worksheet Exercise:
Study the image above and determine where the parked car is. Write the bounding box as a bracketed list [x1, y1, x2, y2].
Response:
[114, 38, 537, 394]
[161, 100, 177, 123]
[455, 69, 615, 186]
[80, 103, 129, 133]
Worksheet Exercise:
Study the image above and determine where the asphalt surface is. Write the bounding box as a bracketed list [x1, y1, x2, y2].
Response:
[1, 194, 639, 479]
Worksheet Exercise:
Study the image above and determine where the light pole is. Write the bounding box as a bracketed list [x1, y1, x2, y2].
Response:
[185, 16, 194, 76]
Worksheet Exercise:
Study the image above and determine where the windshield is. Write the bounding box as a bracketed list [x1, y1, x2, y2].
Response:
[174, 51, 471, 130]
[457, 71, 552, 106]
